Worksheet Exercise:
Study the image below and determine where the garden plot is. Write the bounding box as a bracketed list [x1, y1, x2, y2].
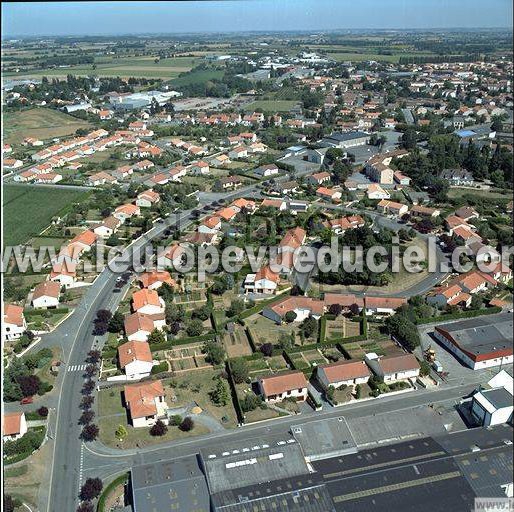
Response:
[246, 314, 300, 348]
[340, 338, 402, 360]
[325, 317, 361, 342]
[163, 343, 213, 374]
[223, 326, 253, 358]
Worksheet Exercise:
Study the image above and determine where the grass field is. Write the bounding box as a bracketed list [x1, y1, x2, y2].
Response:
[3, 184, 90, 246]
[246, 100, 299, 112]
[3, 108, 93, 145]
[170, 68, 225, 87]
[3, 56, 201, 80]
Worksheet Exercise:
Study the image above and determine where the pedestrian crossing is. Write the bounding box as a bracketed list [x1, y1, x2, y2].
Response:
[67, 364, 88, 373]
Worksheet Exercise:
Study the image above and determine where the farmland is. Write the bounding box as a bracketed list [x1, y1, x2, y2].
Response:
[3, 108, 93, 145]
[3, 184, 90, 246]
[3, 55, 201, 80]
[170, 68, 225, 87]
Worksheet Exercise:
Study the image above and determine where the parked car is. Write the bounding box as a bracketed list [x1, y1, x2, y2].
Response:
[20, 396, 33, 405]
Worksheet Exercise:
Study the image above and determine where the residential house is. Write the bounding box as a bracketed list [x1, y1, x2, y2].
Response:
[258, 371, 308, 403]
[70, 230, 97, 253]
[454, 206, 479, 221]
[231, 198, 257, 213]
[325, 215, 365, 235]
[377, 199, 409, 217]
[427, 284, 472, 308]
[219, 176, 242, 190]
[261, 198, 287, 211]
[189, 161, 210, 175]
[199, 215, 222, 235]
[138, 271, 175, 290]
[136, 190, 160, 208]
[118, 341, 154, 380]
[228, 145, 248, 159]
[123, 380, 168, 428]
[49, 260, 77, 288]
[262, 296, 324, 324]
[453, 225, 482, 245]
[254, 164, 279, 177]
[132, 289, 165, 315]
[365, 352, 420, 383]
[317, 360, 371, 389]
[114, 203, 140, 223]
[3, 412, 28, 441]
[244, 266, 280, 295]
[163, 244, 187, 269]
[124, 311, 165, 343]
[366, 184, 390, 200]
[410, 205, 440, 218]
[308, 172, 331, 186]
[3, 304, 26, 341]
[31, 281, 60, 309]
[93, 216, 121, 238]
[453, 271, 497, 295]
[87, 171, 117, 186]
[316, 187, 342, 202]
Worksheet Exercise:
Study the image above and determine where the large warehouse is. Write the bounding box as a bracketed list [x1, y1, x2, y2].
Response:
[433, 313, 513, 370]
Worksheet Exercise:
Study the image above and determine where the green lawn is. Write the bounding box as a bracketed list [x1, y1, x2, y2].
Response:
[3, 184, 91, 246]
[246, 100, 299, 112]
[3, 108, 93, 145]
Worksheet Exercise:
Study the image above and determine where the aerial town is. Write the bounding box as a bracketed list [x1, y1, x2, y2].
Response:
[2, 2, 513, 512]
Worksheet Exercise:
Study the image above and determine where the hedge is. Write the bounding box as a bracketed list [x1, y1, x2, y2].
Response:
[24, 307, 69, 320]
[151, 361, 168, 375]
[239, 295, 286, 320]
[245, 327, 258, 352]
[225, 360, 245, 424]
[150, 332, 216, 352]
[318, 317, 327, 344]
[97, 472, 129, 512]
[414, 306, 502, 325]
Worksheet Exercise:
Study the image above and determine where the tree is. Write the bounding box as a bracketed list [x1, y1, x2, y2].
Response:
[278, 332, 294, 351]
[4, 495, 18, 512]
[241, 393, 262, 412]
[96, 309, 112, 323]
[328, 304, 343, 317]
[16, 374, 41, 397]
[79, 410, 95, 425]
[186, 319, 204, 337]
[192, 304, 211, 321]
[420, 360, 431, 377]
[37, 406, 49, 417]
[227, 298, 245, 318]
[170, 414, 182, 426]
[204, 341, 225, 365]
[149, 419, 168, 437]
[210, 378, 230, 406]
[81, 424, 99, 441]
[230, 358, 249, 384]
[300, 316, 318, 339]
[115, 424, 127, 440]
[147, 328, 166, 345]
[108, 311, 125, 333]
[284, 311, 297, 323]
[179, 417, 194, 431]
[82, 380, 95, 395]
[87, 350, 101, 364]
[169, 321, 181, 335]
[85, 364, 97, 377]
[260, 343, 274, 357]
[470, 295, 483, 310]
[79, 477, 103, 501]
[76, 503, 95, 512]
[80, 395, 95, 410]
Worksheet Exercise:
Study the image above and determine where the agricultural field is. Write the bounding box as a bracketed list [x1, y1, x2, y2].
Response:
[3, 184, 90, 246]
[3, 55, 201, 80]
[3, 108, 93, 145]
[169, 68, 225, 87]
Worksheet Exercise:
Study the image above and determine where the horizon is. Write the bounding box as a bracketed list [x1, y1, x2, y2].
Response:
[2, 0, 513, 38]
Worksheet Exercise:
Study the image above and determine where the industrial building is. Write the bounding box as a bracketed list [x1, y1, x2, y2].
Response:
[433, 313, 513, 370]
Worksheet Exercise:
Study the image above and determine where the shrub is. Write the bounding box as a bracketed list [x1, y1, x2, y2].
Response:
[37, 406, 49, 417]
[170, 414, 183, 426]
[241, 393, 262, 413]
[115, 424, 127, 440]
[149, 420, 168, 437]
[230, 358, 249, 384]
[179, 417, 194, 431]
[284, 311, 297, 323]
[81, 424, 99, 441]
[260, 343, 274, 357]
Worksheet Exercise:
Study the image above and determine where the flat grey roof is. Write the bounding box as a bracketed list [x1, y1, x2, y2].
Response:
[212, 473, 336, 512]
[131, 455, 210, 512]
[325, 131, 369, 141]
[481, 387, 514, 410]
[291, 416, 357, 461]
[436, 313, 513, 356]
[202, 437, 310, 495]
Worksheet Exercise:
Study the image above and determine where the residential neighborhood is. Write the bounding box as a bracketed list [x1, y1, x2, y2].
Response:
[2, 3, 513, 512]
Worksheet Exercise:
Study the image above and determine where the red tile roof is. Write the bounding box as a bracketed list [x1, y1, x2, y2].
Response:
[259, 371, 308, 397]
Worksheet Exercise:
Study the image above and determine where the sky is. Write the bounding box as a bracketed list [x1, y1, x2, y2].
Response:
[2, 0, 513, 37]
